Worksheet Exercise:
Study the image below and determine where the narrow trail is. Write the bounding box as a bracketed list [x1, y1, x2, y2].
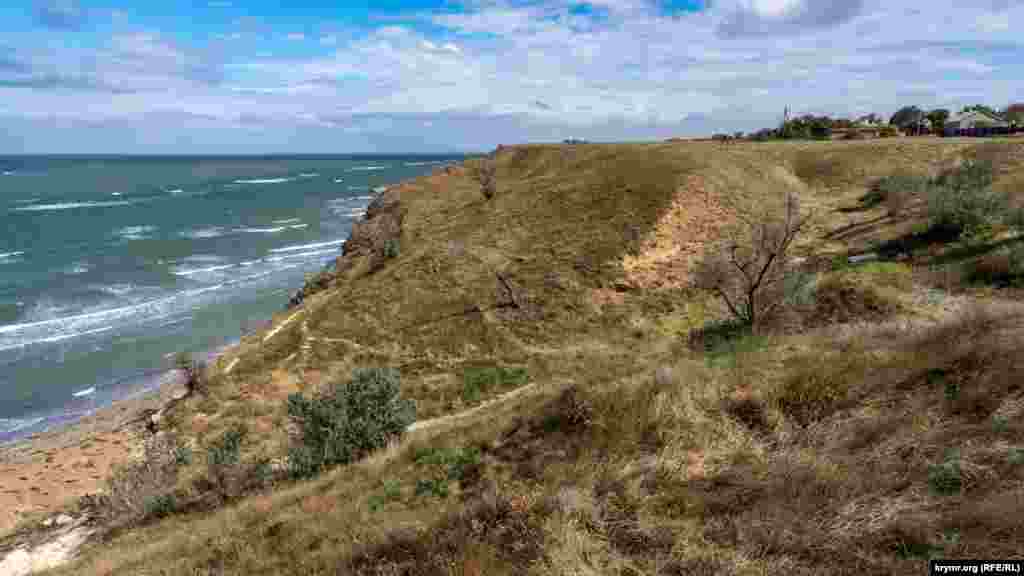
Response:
[407, 382, 542, 433]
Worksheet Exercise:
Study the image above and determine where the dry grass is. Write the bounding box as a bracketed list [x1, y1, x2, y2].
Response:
[45, 138, 1024, 576]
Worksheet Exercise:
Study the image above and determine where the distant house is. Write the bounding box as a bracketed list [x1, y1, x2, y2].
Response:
[944, 110, 1011, 136]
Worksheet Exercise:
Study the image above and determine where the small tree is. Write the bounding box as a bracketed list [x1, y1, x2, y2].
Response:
[474, 159, 497, 200]
[693, 192, 810, 329]
[926, 109, 951, 134]
[174, 352, 207, 397]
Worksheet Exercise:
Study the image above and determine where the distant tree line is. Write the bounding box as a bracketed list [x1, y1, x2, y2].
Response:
[723, 102, 1024, 142]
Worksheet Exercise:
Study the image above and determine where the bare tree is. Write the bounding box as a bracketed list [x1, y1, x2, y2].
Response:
[474, 159, 497, 200]
[693, 192, 810, 329]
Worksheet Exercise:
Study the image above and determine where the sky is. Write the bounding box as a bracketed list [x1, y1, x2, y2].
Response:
[0, 0, 1022, 153]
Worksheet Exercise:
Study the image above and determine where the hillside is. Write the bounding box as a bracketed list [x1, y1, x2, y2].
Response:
[31, 138, 1024, 574]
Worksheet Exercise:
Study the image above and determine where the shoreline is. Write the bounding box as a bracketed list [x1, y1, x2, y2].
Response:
[0, 337, 240, 537]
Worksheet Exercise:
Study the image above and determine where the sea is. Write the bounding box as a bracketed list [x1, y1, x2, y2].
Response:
[0, 154, 464, 444]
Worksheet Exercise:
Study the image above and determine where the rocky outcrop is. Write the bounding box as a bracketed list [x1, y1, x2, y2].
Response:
[287, 186, 405, 309]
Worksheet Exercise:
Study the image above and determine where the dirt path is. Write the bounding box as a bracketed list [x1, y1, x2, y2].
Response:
[407, 382, 541, 433]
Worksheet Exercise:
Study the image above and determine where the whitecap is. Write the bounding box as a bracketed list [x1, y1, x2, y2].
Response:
[1, 171, 13, 176]
[269, 239, 346, 254]
[233, 178, 294, 184]
[346, 166, 387, 172]
[0, 325, 116, 352]
[172, 264, 235, 276]
[238, 226, 287, 234]
[115, 225, 156, 240]
[299, 173, 319, 178]
[289, 224, 308, 230]
[334, 178, 344, 183]
[98, 284, 136, 296]
[266, 247, 341, 263]
[111, 192, 122, 196]
[0, 417, 45, 435]
[180, 227, 226, 239]
[0, 251, 24, 259]
[65, 262, 90, 275]
[12, 199, 138, 212]
[72, 387, 96, 398]
[168, 189, 184, 194]
[272, 218, 302, 225]
[404, 161, 443, 166]
[351, 195, 375, 201]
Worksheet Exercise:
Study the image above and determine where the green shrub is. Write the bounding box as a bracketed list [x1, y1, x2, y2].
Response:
[286, 367, 416, 479]
[461, 366, 529, 403]
[686, 319, 752, 355]
[174, 444, 193, 467]
[383, 238, 400, 259]
[926, 160, 1005, 239]
[143, 493, 177, 520]
[1008, 448, 1024, 466]
[411, 445, 483, 500]
[207, 427, 245, 496]
[863, 173, 929, 214]
[928, 453, 963, 495]
[368, 479, 403, 511]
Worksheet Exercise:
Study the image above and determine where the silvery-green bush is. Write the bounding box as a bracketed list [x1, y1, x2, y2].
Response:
[287, 367, 416, 479]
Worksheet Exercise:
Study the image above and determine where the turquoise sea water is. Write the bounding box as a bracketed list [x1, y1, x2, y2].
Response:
[0, 155, 463, 443]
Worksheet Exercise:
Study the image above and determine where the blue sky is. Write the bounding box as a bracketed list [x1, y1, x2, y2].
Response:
[1, 0, 1022, 153]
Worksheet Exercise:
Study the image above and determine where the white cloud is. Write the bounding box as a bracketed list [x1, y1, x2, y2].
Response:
[3, 0, 1024, 152]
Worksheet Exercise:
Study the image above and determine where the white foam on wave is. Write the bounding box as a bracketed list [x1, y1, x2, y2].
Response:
[373, 186, 388, 193]
[233, 178, 294, 185]
[272, 218, 302, 225]
[0, 416, 45, 435]
[269, 239, 346, 254]
[115, 225, 156, 240]
[346, 166, 387, 172]
[334, 178, 344, 183]
[0, 325, 115, 353]
[173, 264, 235, 276]
[98, 284, 137, 296]
[2, 171, 13, 176]
[0, 251, 24, 259]
[344, 209, 367, 218]
[168, 189, 184, 194]
[404, 161, 444, 166]
[14, 198, 40, 204]
[64, 262, 90, 275]
[347, 186, 369, 191]
[299, 173, 319, 178]
[72, 387, 96, 398]
[111, 192, 122, 196]
[238, 226, 288, 234]
[266, 247, 341, 263]
[0, 284, 225, 337]
[289, 223, 308, 230]
[12, 199, 138, 212]
[180, 227, 226, 239]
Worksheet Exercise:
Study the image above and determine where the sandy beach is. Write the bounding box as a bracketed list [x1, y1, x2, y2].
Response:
[0, 374, 188, 537]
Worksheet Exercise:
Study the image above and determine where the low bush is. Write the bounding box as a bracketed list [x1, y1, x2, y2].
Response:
[804, 275, 899, 326]
[928, 451, 963, 496]
[961, 244, 1024, 287]
[461, 366, 529, 403]
[412, 445, 484, 499]
[174, 352, 208, 396]
[94, 432, 185, 526]
[383, 238, 400, 259]
[286, 367, 416, 479]
[862, 173, 929, 215]
[926, 160, 1005, 239]
[207, 427, 245, 497]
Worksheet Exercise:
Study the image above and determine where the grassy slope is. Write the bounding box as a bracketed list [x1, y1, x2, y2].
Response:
[53, 138, 1024, 575]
